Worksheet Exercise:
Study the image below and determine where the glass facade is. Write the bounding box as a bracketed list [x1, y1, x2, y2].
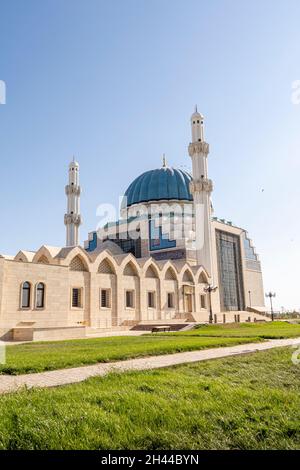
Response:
[244, 237, 258, 260]
[216, 230, 245, 311]
[104, 235, 141, 258]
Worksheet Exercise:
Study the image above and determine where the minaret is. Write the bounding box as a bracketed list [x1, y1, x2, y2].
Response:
[188, 107, 213, 276]
[64, 158, 82, 247]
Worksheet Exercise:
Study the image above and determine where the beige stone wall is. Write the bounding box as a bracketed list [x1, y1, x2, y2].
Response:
[161, 279, 178, 320]
[119, 274, 140, 324]
[243, 269, 265, 308]
[92, 273, 116, 329]
[0, 231, 266, 338]
[0, 249, 212, 336]
[68, 271, 90, 326]
[1, 261, 69, 332]
[0, 259, 5, 319]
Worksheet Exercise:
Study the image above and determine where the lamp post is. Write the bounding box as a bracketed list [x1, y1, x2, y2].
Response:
[265, 292, 276, 321]
[248, 290, 252, 309]
[204, 284, 218, 324]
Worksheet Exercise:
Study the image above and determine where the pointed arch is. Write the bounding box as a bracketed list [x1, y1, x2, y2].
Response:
[14, 251, 35, 263]
[123, 260, 139, 276]
[61, 246, 92, 271]
[145, 265, 159, 278]
[37, 255, 49, 265]
[160, 261, 179, 282]
[92, 249, 118, 275]
[182, 268, 194, 284]
[117, 253, 140, 277]
[70, 255, 89, 272]
[32, 246, 61, 265]
[165, 266, 177, 280]
[98, 258, 116, 274]
[193, 265, 210, 284]
[198, 271, 208, 283]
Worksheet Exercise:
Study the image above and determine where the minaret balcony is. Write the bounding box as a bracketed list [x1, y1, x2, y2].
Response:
[64, 214, 82, 226]
[188, 141, 209, 157]
[190, 178, 213, 194]
[65, 185, 81, 196]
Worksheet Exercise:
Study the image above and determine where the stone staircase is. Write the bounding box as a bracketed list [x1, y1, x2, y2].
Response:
[86, 326, 130, 336]
[131, 322, 192, 332]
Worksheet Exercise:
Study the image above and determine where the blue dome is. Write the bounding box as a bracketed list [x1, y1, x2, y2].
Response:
[124, 167, 193, 207]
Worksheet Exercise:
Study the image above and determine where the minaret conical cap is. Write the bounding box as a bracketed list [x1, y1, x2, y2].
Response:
[191, 104, 204, 120]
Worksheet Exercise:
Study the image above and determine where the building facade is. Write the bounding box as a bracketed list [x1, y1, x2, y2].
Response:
[0, 109, 266, 341]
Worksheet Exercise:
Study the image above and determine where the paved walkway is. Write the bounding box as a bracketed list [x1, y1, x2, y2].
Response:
[0, 337, 299, 395]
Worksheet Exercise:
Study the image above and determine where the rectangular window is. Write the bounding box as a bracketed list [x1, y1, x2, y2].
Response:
[126, 290, 134, 308]
[72, 288, 82, 308]
[167, 293, 175, 309]
[36, 284, 45, 309]
[148, 291, 155, 308]
[200, 294, 206, 309]
[100, 289, 110, 308]
[36, 290, 44, 308]
[21, 283, 31, 309]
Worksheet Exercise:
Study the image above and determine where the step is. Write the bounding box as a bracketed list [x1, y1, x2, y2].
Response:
[132, 323, 193, 332]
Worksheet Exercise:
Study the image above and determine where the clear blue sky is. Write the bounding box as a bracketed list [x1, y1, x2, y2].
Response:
[0, 0, 299, 310]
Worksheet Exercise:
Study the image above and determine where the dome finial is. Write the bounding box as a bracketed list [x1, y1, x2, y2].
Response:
[162, 153, 167, 168]
[69, 155, 79, 168]
[195, 104, 198, 113]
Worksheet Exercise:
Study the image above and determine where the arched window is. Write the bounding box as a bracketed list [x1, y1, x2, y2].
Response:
[21, 282, 31, 308]
[36, 282, 45, 309]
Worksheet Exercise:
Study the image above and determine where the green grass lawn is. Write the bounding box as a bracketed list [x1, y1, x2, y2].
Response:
[0, 347, 299, 450]
[0, 335, 261, 375]
[1, 321, 300, 375]
[162, 321, 300, 339]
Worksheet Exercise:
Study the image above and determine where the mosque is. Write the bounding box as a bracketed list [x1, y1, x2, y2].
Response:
[0, 109, 267, 341]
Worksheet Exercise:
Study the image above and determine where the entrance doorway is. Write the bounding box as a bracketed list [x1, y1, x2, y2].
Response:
[185, 293, 193, 313]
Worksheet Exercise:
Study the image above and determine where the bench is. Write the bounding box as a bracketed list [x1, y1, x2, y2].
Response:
[151, 326, 171, 333]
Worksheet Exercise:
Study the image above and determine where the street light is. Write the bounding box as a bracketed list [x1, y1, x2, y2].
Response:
[265, 292, 276, 321]
[204, 284, 218, 324]
[248, 290, 252, 309]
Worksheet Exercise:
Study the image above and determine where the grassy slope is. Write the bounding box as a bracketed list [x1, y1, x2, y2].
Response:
[1, 322, 300, 375]
[0, 335, 259, 375]
[0, 347, 299, 450]
[163, 321, 300, 339]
